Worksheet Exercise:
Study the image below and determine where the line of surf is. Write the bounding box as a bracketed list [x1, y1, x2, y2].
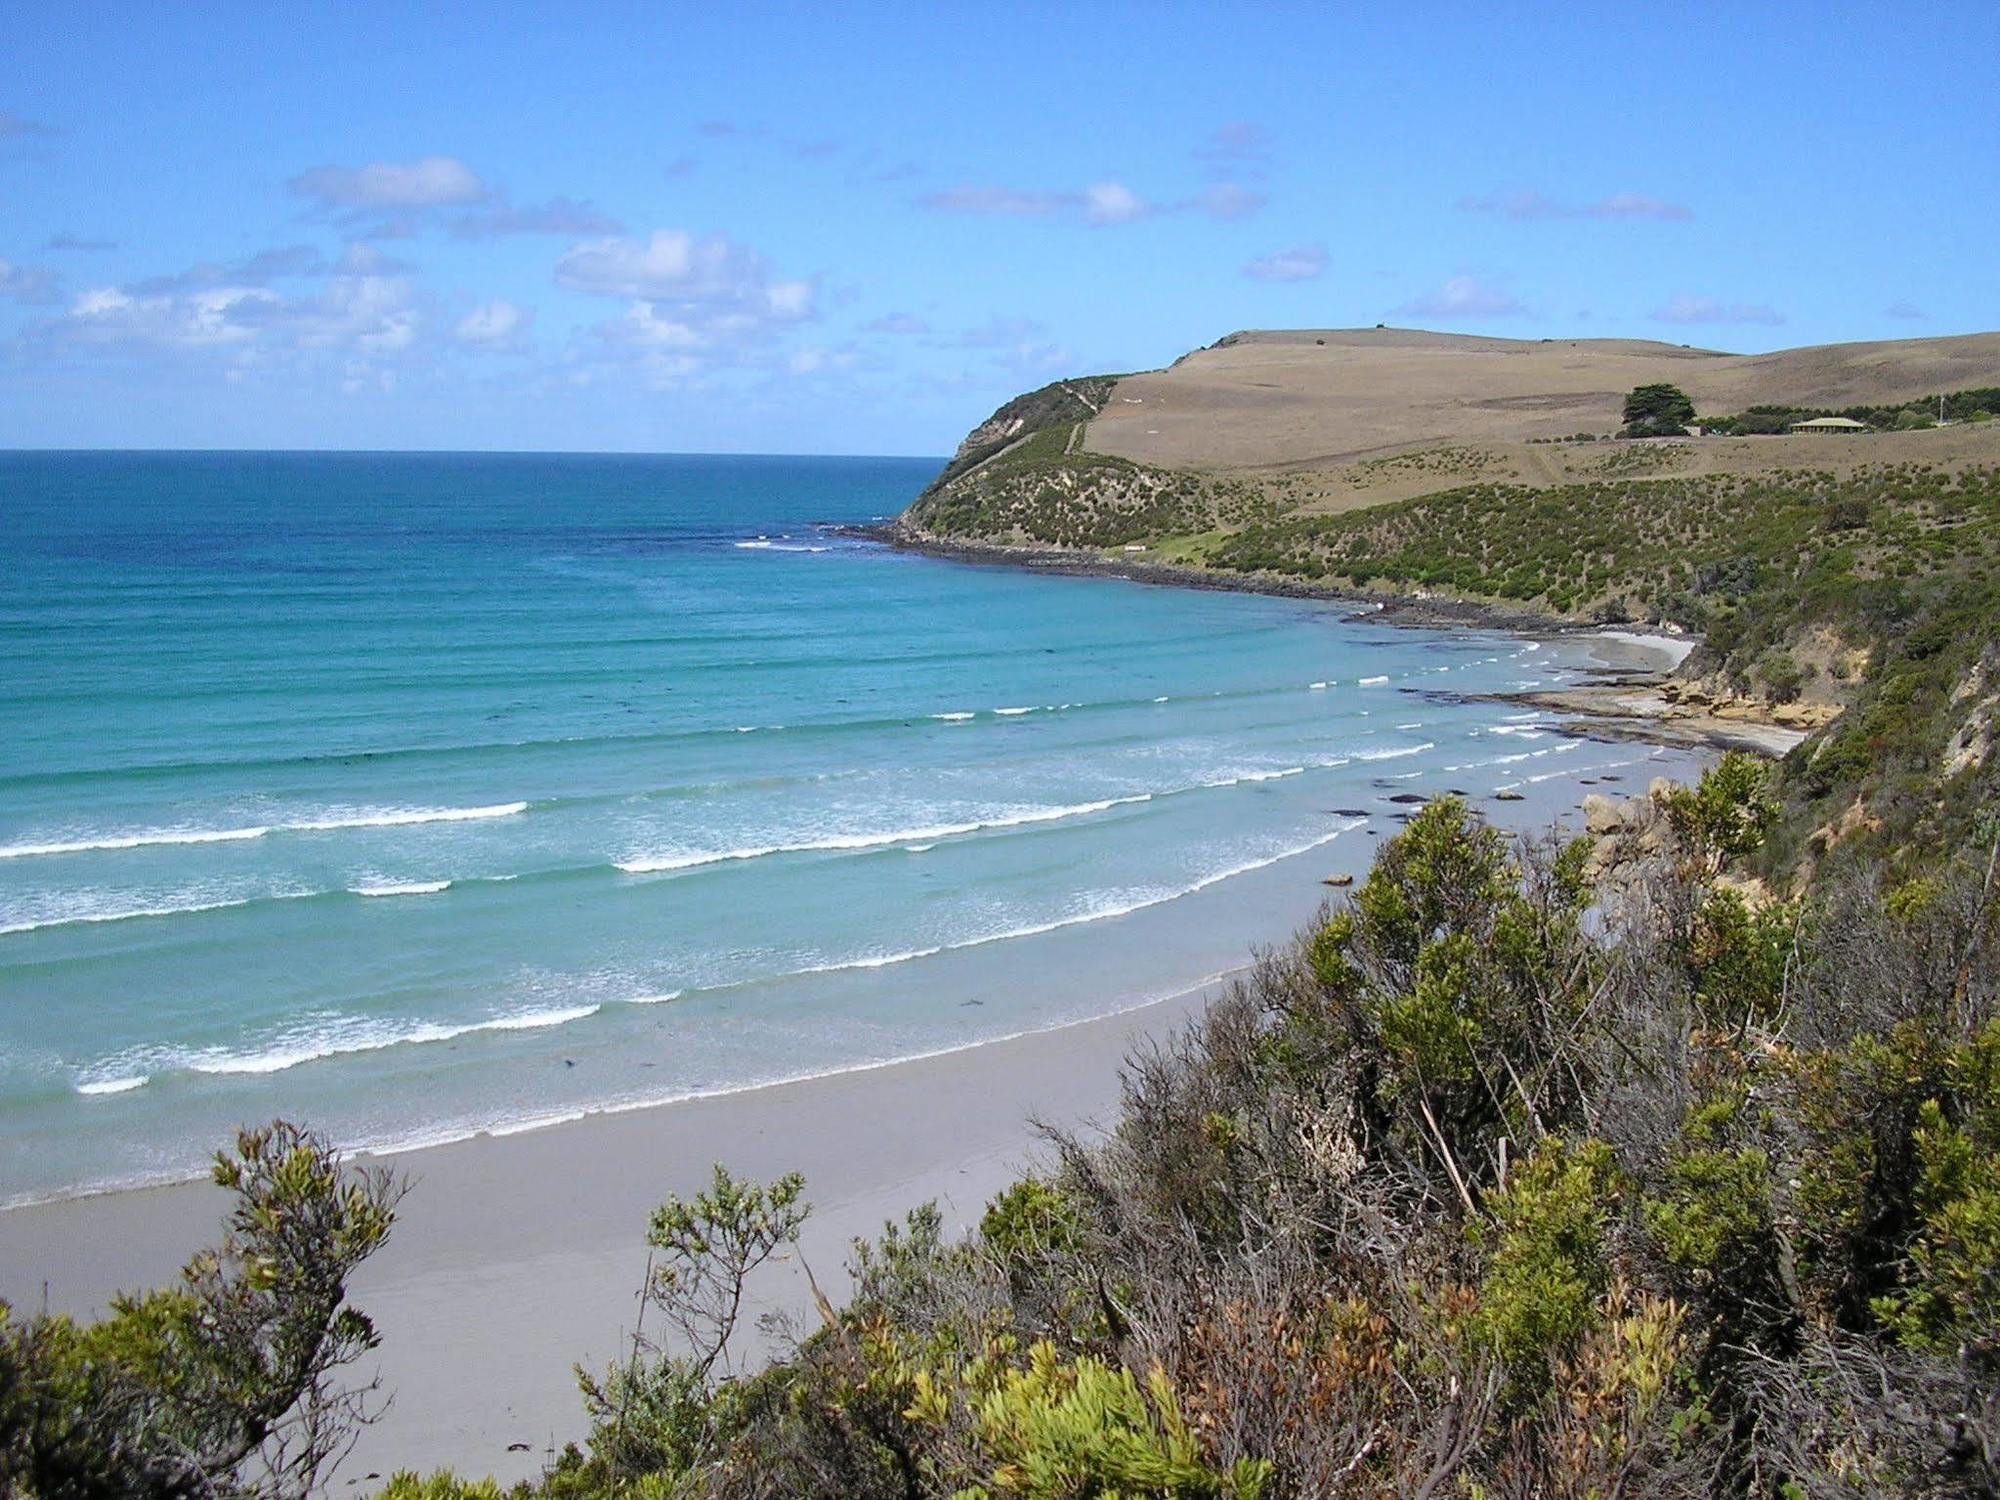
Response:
[0, 801, 528, 862]
[71, 819, 1366, 1092]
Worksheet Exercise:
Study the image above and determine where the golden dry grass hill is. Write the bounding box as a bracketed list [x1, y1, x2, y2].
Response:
[1086, 327, 2000, 508]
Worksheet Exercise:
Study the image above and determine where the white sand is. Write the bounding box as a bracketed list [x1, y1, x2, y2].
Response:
[0, 727, 1712, 1490]
[0, 979, 1223, 1486]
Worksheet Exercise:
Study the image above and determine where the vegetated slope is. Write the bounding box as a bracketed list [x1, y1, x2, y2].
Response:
[1215, 462, 2000, 864]
[904, 377, 1275, 549]
[1090, 327, 2000, 470]
[353, 777, 2000, 1500]
[900, 331, 2000, 868]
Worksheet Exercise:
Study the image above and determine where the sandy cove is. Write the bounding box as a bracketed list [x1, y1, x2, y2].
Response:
[0, 625, 1718, 1490]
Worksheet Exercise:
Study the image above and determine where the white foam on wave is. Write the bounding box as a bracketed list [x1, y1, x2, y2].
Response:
[903, 843, 937, 853]
[76, 1075, 149, 1096]
[1309, 681, 1329, 690]
[1359, 674, 1389, 686]
[931, 712, 974, 722]
[65, 813, 1372, 1099]
[788, 823, 1364, 979]
[0, 801, 528, 862]
[1350, 741, 1434, 762]
[0, 825, 270, 860]
[1152, 695, 1169, 703]
[295, 802, 528, 832]
[1202, 766, 1305, 789]
[0, 887, 322, 938]
[177, 1001, 606, 1077]
[352, 880, 451, 898]
[995, 706, 1034, 716]
[614, 795, 1153, 874]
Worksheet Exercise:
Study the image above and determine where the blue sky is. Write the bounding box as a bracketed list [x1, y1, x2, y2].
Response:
[2, 2, 1994, 454]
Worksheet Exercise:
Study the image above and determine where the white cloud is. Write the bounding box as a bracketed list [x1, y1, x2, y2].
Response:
[785, 345, 860, 376]
[1395, 273, 1527, 318]
[290, 156, 490, 209]
[1082, 181, 1150, 225]
[555, 228, 816, 383]
[609, 302, 705, 350]
[555, 230, 809, 313]
[334, 243, 412, 275]
[1245, 244, 1327, 282]
[39, 265, 426, 373]
[1651, 293, 1783, 326]
[454, 299, 532, 351]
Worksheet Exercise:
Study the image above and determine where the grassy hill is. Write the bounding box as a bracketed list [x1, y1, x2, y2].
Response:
[1091, 327, 2000, 473]
[898, 329, 2000, 870]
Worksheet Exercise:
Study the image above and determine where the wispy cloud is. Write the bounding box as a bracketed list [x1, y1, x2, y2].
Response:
[451, 197, 625, 239]
[1199, 183, 1268, 220]
[1395, 273, 1526, 319]
[1195, 122, 1274, 179]
[129, 244, 327, 296]
[994, 341, 1072, 377]
[0, 258, 60, 305]
[46, 232, 118, 252]
[1885, 299, 1925, 320]
[920, 177, 1259, 225]
[864, 312, 930, 335]
[0, 111, 57, 143]
[919, 185, 1068, 218]
[1458, 189, 1691, 222]
[947, 316, 1046, 349]
[1651, 293, 1783, 326]
[290, 156, 491, 211]
[1244, 244, 1327, 282]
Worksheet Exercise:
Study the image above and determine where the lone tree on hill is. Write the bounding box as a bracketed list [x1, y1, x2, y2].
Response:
[1621, 382, 1696, 437]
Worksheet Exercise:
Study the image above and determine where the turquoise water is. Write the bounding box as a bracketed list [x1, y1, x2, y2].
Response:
[0, 453, 1682, 1202]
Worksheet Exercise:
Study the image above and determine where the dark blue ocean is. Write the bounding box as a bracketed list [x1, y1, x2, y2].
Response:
[0, 452, 1685, 1200]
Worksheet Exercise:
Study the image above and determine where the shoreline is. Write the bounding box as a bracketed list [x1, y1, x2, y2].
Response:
[856, 524, 1812, 760]
[0, 971, 1235, 1485]
[845, 523, 1600, 634]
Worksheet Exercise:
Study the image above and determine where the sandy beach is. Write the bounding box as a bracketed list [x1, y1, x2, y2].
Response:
[0, 629, 1714, 1488]
[0, 979, 1221, 1486]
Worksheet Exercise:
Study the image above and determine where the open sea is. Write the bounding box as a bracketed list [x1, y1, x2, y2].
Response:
[0, 452, 1685, 1203]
